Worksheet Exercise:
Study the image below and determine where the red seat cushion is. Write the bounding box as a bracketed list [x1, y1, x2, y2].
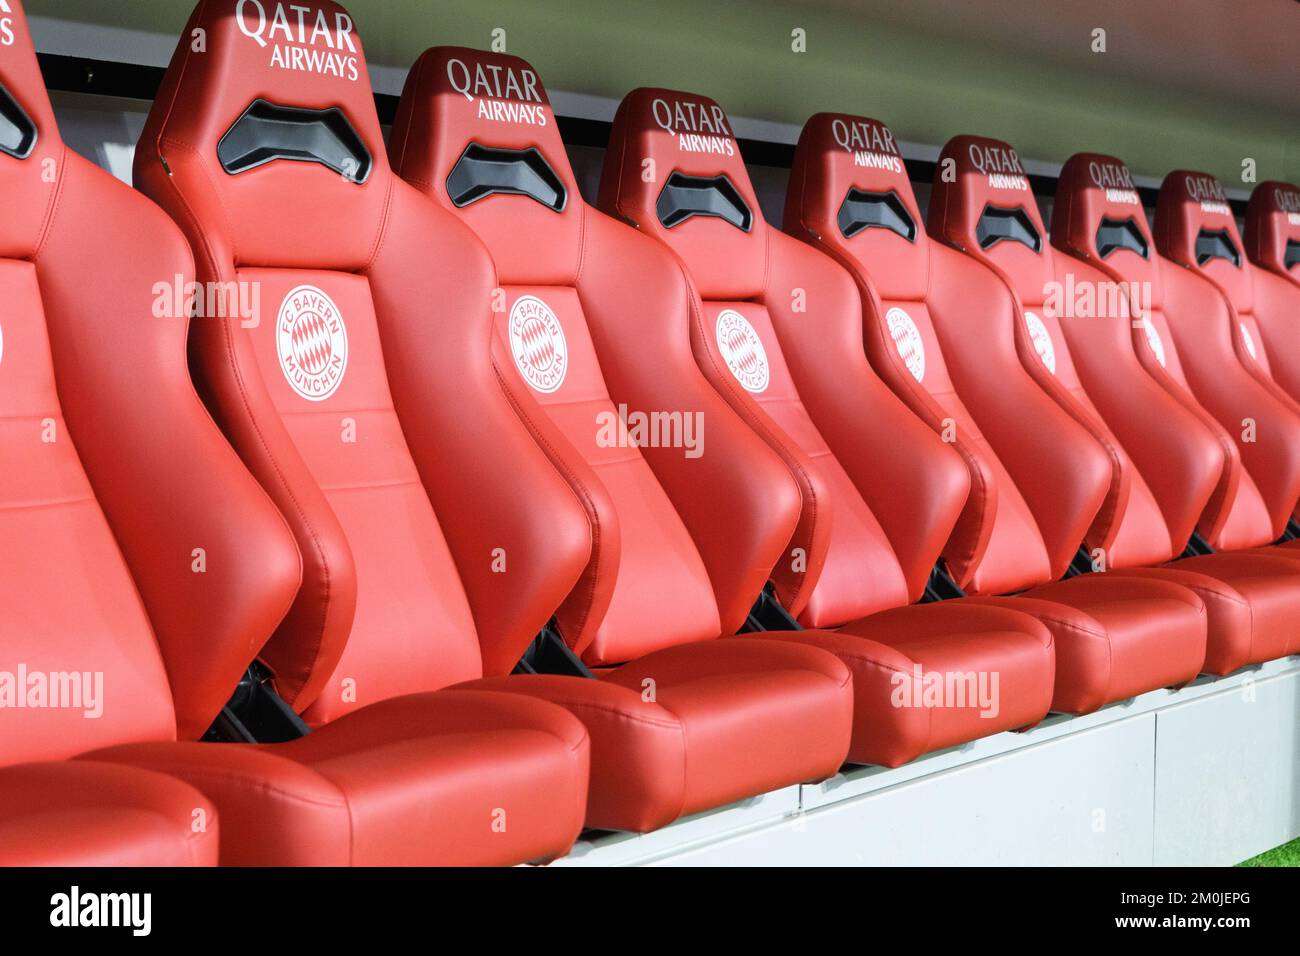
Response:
[1107, 555, 1300, 673]
[84, 689, 589, 866]
[0, 762, 219, 866]
[389, 46, 861, 811]
[763, 602, 1056, 767]
[466, 637, 855, 832]
[971, 575, 1207, 713]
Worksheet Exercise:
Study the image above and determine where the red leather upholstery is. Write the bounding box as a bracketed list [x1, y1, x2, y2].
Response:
[1052, 154, 1275, 552]
[87, 690, 589, 866]
[88, 0, 595, 864]
[0, 0, 264, 866]
[390, 49, 859, 804]
[0, 763, 219, 867]
[786, 114, 1208, 699]
[1155, 170, 1300, 529]
[579, 83, 1054, 760]
[1245, 183, 1300, 405]
[924, 136, 1298, 675]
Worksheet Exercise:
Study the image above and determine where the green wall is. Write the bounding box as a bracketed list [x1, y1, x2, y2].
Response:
[29, 0, 1300, 186]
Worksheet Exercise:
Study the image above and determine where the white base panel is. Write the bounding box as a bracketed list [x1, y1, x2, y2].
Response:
[553, 656, 1300, 866]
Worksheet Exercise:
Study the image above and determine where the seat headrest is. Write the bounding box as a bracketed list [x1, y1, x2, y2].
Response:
[1052, 152, 1154, 264]
[786, 111, 929, 298]
[599, 86, 767, 299]
[389, 46, 582, 284]
[928, 134, 1053, 301]
[140, 0, 389, 270]
[928, 134, 1043, 252]
[1155, 169, 1251, 306]
[1245, 180, 1300, 279]
[0, 0, 65, 258]
[786, 112, 919, 241]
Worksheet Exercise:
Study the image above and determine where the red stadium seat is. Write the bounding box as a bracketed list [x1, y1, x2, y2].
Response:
[784, 114, 1229, 691]
[391, 54, 1055, 770]
[934, 137, 1299, 673]
[388, 50, 866, 813]
[1243, 181, 1300, 405]
[68, 0, 598, 865]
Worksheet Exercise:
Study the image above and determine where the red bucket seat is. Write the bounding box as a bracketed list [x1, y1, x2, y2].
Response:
[877, 131, 1297, 674]
[1242, 181, 1300, 405]
[393, 55, 1060, 771]
[784, 115, 1217, 692]
[386, 50, 865, 811]
[78, 0, 597, 866]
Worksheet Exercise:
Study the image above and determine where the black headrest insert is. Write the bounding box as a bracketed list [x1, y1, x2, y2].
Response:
[975, 205, 1042, 253]
[1194, 228, 1241, 268]
[1095, 216, 1149, 259]
[217, 99, 372, 183]
[446, 143, 566, 212]
[656, 172, 752, 232]
[837, 189, 916, 241]
[0, 82, 38, 160]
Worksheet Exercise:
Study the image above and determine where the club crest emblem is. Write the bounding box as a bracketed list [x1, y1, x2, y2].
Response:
[1024, 311, 1056, 374]
[885, 307, 925, 383]
[509, 295, 568, 393]
[276, 285, 348, 401]
[715, 309, 769, 393]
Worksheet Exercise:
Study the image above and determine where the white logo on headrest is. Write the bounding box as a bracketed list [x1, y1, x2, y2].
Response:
[1240, 323, 1258, 361]
[1141, 318, 1167, 369]
[715, 309, 769, 393]
[885, 307, 925, 383]
[445, 58, 549, 127]
[1, 0, 14, 48]
[651, 97, 735, 157]
[509, 295, 568, 393]
[235, 0, 360, 81]
[276, 285, 349, 401]
[1023, 311, 1056, 374]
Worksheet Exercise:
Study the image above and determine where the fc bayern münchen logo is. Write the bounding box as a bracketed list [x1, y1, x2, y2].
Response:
[885, 306, 925, 383]
[508, 295, 568, 393]
[715, 309, 769, 393]
[276, 285, 348, 401]
[1023, 311, 1057, 375]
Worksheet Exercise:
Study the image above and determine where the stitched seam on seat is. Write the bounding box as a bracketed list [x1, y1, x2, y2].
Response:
[674, 251, 821, 611]
[537, 699, 681, 733]
[490, 357, 606, 644]
[156, 137, 334, 703]
[31, 142, 69, 259]
[150, 766, 348, 811]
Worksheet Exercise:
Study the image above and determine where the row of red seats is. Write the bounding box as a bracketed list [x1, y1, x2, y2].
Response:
[1, 0, 1297, 865]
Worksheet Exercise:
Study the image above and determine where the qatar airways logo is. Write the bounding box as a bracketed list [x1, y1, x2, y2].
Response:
[652, 97, 735, 156]
[967, 142, 1028, 191]
[831, 118, 903, 173]
[1274, 186, 1300, 225]
[1088, 160, 1140, 206]
[0, 0, 14, 47]
[235, 0, 360, 81]
[1184, 174, 1230, 215]
[446, 57, 548, 127]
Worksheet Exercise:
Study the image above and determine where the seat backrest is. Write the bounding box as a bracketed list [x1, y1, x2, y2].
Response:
[595, 89, 975, 621]
[1052, 153, 1276, 549]
[139, 1, 594, 717]
[392, 49, 806, 660]
[1245, 180, 1300, 285]
[787, 113, 1113, 593]
[1154, 169, 1300, 532]
[1243, 181, 1300, 406]
[0, 0, 300, 758]
[928, 134, 1197, 570]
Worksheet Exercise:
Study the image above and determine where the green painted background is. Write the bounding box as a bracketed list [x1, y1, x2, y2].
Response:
[28, 0, 1300, 186]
